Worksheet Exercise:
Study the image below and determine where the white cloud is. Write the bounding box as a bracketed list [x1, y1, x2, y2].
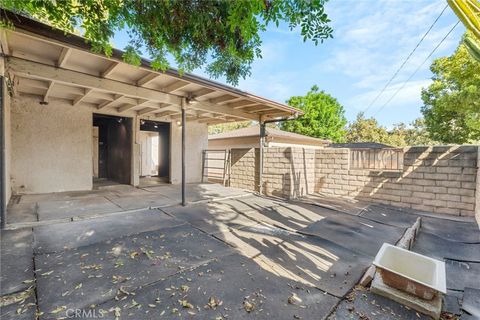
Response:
[319, 0, 463, 92]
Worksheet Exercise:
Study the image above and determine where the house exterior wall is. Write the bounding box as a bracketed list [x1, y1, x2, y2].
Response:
[11, 95, 93, 193]
[170, 121, 208, 184]
[229, 145, 479, 217]
[208, 136, 327, 150]
[1, 56, 12, 203]
[9, 94, 208, 195]
[209, 136, 259, 150]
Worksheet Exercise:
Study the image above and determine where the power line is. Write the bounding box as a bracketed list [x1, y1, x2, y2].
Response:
[373, 21, 460, 117]
[363, 3, 449, 114]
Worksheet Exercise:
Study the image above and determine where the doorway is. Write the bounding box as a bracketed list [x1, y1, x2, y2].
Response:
[92, 114, 132, 186]
[139, 120, 170, 184]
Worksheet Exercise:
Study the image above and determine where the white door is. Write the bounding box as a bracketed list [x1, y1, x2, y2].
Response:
[139, 131, 159, 176]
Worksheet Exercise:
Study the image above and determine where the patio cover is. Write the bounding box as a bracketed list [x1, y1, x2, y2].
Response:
[0, 10, 301, 124]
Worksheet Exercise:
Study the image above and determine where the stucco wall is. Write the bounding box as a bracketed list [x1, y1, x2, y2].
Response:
[170, 121, 208, 184]
[8, 92, 210, 194]
[11, 95, 93, 193]
[208, 136, 327, 150]
[209, 136, 259, 150]
[1, 57, 12, 203]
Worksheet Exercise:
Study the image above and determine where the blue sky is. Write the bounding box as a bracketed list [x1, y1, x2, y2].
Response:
[112, 0, 465, 128]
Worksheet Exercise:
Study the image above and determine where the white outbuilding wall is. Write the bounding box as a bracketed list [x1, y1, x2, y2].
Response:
[8, 94, 208, 196]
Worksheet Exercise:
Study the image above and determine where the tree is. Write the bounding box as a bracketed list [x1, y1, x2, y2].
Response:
[208, 121, 252, 135]
[1, 0, 333, 85]
[404, 118, 437, 146]
[421, 34, 480, 144]
[345, 114, 436, 147]
[281, 86, 347, 142]
[345, 113, 392, 145]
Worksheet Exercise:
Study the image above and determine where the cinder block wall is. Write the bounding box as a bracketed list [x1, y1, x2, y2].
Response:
[315, 146, 478, 217]
[230, 147, 315, 198]
[230, 148, 259, 192]
[229, 145, 478, 217]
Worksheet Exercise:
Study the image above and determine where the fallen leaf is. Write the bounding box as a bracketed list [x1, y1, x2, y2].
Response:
[288, 293, 302, 305]
[180, 299, 194, 309]
[51, 306, 67, 314]
[243, 300, 255, 313]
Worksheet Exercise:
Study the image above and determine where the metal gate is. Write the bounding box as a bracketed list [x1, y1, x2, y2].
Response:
[202, 150, 231, 186]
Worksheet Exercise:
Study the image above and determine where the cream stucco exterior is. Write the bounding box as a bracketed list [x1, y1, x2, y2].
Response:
[209, 136, 328, 150]
[7, 94, 208, 196]
[0, 17, 300, 204]
[1, 56, 12, 203]
[11, 95, 93, 193]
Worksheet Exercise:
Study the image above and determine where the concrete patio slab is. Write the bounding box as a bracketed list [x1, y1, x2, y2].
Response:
[421, 217, 480, 244]
[6, 202, 37, 224]
[33, 209, 184, 254]
[301, 193, 370, 215]
[360, 204, 480, 243]
[442, 290, 462, 315]
[17, 189, 108, 204]
[445, 259, 480, 291]
[221, 200, 340, 232]
[0, 289, 37, 320]
[328, 287, 430, 320]
[35, 224, 234, 317]
[0, 229, 34, 296]
[299, 214, 405, 257]
[462, 287, 480, 318]
[142, 183, 251, 203]
[105, 193, 174, 210]
[37, 197, 121, 221]
[88, 253, 340, 320]
[161, 202, 258, 235]
[360, 204, 419, 228]
[215, 224, 371, 297]
[95, 184, 152, 197]
[215, 195, 288, 213]
[411, 231, 480, 262]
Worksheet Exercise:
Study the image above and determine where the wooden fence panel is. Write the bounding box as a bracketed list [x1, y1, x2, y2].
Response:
[350, 148, 404, 170]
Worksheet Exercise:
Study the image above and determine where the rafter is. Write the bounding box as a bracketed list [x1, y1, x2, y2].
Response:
[116, 99, 149, 113]
[154, 110, 178, 118]
[136, 73, 159, 86]
[209, 95, 240, 104]
[98, 95, 124, 109]
[189, 88, 214, 98]
[43, 81, 55, 102]
[228, 100, 259, 109]
[189, 101, 259, 121]
[163, 80, 189, 93]
[137, 107, 157, 116]
[0, 30, 10, 55]
[57, 47, 71, 68]
[244, 105, 274, 113]
[101, 62, 119, 78]
[72, 88, 93, 106]
[8, 57, 182, 106]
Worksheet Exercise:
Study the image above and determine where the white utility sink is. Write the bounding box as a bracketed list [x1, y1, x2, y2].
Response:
[373, 243, 446, 300]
